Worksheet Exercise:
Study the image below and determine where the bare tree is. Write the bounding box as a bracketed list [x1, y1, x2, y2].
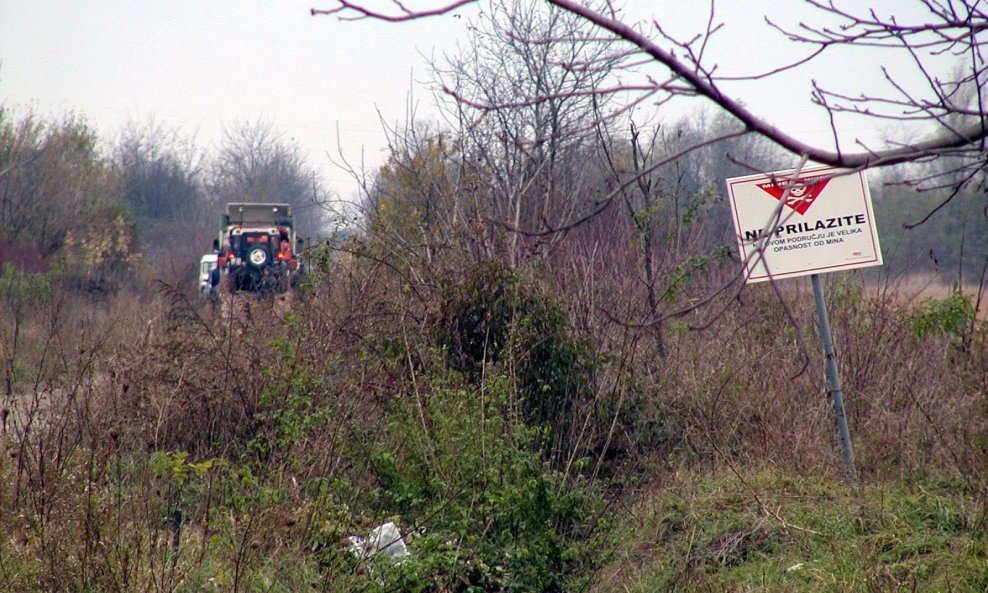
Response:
[430, 0, 628, 266]
[313, 0, 988, 340]
[314, 0, 988, 186]
[313, 0, 988, 352]
[211, 118, 333, 239]
[114, 120, 209, 260]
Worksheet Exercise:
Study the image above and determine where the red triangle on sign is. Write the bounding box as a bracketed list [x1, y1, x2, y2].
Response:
[756, 174, 831, 215]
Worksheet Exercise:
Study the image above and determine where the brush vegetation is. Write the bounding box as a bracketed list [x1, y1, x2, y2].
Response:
[2, 68, 986, 591]
[1, 251, 984, 592]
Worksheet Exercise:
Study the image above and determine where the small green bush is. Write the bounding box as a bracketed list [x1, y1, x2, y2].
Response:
[355, 373, 606, 593]
[435, 262, 598, 458]
[910, 289, 976, 340]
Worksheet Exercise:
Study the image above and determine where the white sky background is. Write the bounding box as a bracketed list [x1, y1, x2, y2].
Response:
[1, 0, 946, 205]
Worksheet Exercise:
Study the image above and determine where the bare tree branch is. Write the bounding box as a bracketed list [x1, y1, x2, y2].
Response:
[313, 0, 988, 176]
[311, 0, 475, 21]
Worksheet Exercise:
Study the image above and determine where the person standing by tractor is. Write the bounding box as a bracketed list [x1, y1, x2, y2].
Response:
[275, 239, 293, 263]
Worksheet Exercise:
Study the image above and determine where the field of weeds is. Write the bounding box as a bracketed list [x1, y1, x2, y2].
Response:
[1, 260, 985, 592]
[596, 469, 987, 593]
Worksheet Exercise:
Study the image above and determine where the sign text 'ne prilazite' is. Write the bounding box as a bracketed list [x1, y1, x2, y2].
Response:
[726, 166, 882, 283]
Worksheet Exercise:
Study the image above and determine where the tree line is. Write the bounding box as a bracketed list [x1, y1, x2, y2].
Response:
[0, 110, 333, 294]
[2, 2, 985, 301]
[4, 5, 986, 302]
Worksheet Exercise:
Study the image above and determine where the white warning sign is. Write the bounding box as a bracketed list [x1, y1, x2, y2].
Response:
[726, 166, 883, 283]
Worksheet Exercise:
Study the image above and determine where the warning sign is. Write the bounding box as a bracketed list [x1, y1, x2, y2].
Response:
[726, 166, 883, 283]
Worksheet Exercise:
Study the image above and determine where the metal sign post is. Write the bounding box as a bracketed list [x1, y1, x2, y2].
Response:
[726, 165, 879, 484]
[810, 273, 857, 484]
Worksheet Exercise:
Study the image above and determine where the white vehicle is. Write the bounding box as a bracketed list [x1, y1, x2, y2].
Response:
[198, 253, 218, 297]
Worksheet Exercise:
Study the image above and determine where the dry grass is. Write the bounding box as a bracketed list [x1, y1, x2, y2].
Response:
[0, 258, 984, 591]
[864, 272, 987, 321]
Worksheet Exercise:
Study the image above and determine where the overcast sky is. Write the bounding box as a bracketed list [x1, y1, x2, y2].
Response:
[1, 1, 940, 201]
